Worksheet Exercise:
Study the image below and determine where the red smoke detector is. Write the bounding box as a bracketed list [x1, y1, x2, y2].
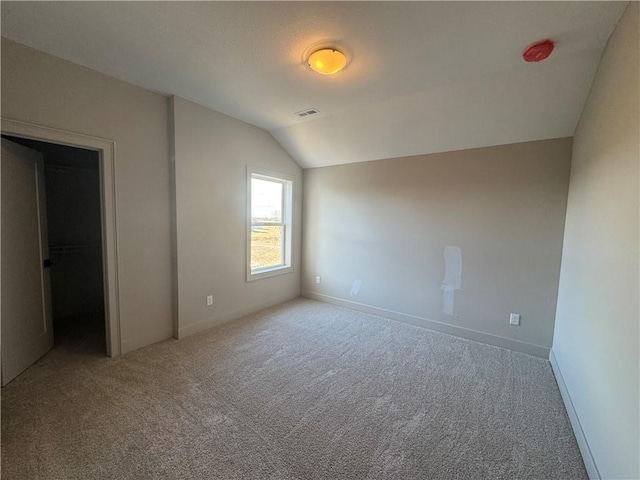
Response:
[522, 40, 555, 62]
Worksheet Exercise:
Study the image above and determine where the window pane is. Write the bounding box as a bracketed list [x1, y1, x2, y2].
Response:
[250, 225, 284, 270]
[251, 178, 282, 224]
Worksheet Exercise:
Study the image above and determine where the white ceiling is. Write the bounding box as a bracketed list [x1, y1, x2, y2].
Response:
[1, 2, 628, 168]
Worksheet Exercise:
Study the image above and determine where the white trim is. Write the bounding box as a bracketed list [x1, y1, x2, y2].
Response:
[246, 166, 295, 282]
[302, 291, 551, 358]
[549, 349, 600, 479]
[34, 163, 49, 333]
[177, 292, 298, 339]
[1, 118, 122, 357]
[168, 98, 179, 340]
[121, 326, 173, 355]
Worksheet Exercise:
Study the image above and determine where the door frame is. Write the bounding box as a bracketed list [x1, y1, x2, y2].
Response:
[2, 118, 122, 357]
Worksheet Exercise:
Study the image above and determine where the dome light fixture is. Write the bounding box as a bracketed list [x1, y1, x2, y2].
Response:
[307, 48, 347, 75]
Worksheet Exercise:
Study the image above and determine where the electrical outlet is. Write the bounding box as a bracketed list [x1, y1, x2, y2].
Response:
[509, 313, 520, 326]
[315, 276, 321, 285]
[206, 295, 213, 306]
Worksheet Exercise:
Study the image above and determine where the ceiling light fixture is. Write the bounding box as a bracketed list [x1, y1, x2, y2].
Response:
[307, 48, 347, 75]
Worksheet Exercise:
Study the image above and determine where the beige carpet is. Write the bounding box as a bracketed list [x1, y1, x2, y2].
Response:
[1, 298, 586, 479]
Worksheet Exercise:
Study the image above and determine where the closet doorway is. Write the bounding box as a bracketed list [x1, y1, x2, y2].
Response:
[3, 135, 106, 353]
[1, 120, 120, 385]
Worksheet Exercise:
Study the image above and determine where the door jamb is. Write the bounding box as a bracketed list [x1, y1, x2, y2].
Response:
[1, 118, 122, 357]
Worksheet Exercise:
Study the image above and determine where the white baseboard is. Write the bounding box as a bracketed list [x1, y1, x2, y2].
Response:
[302, 291, 550, 358]
[549, 349, 600, 479]
[121, 327, 174, 355]
[177, 293, 299, 339]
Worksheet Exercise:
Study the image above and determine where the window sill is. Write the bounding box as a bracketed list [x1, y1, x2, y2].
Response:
[247, 265, 294, 282]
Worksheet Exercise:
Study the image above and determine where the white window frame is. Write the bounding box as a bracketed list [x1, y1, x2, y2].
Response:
[246, 166, 294, 281]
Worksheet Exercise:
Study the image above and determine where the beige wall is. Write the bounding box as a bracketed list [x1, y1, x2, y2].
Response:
[552, 3, 639, 479]
[1, 38, 174, 353]
[303, 138, 572, 357]
[171, 97, 301, 337]
[1, 39, 303, 355]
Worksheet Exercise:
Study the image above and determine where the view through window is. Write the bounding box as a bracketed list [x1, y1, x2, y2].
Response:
[248, 169, 293, 279]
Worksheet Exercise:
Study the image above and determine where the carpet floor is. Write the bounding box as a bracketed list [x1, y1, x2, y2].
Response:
[1, 298, 586, 479]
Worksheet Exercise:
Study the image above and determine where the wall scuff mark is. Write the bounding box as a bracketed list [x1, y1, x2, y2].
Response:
[441, 246, 462, 315]
[350, 279, 362, 297]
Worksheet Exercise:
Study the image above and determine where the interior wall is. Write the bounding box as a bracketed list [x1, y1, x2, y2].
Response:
[302, 138, 572, 357]
[1, 38, 174, 353]
[171, 96, 302, 337]
[551, 3, 639, 479]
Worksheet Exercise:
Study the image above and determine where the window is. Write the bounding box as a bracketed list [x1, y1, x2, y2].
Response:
[247, 167, 294, 281]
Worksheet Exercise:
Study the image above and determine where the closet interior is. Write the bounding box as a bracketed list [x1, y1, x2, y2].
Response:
[3, 135, 106, 355]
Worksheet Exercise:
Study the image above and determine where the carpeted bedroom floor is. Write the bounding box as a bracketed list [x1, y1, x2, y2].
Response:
[1, 298, 586, 479]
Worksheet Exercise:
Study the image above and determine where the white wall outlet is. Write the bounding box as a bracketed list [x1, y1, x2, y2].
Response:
[315, 276, 321, 285]
[206, 295, 214, 306]
[509, 313, 520, 326]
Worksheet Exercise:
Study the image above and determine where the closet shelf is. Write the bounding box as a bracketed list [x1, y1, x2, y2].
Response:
[49, 244, 101, 254]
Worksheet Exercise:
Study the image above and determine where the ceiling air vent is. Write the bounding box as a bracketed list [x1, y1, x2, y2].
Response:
[295, 108, 320, 118]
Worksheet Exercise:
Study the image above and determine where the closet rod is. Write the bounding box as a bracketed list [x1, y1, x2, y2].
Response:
[49, 244, 101, 253]
[44, 164, 97, 174]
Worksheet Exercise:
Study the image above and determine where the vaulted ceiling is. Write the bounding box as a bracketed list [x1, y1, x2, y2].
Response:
[1, 2, 628, 168]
